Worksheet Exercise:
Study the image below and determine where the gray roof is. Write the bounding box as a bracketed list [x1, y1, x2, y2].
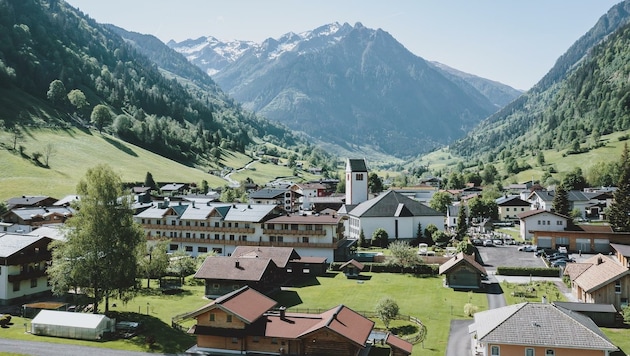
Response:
[611, 243, 630, 257]
[348, 190, 443, 218]
[249, 188, 288, 199]
[552, 302, 618, 314]
[471, 302, 617, 351]
[346, 159, 367, 172]
[28, 225, 67, 241]
[531, 190, 601, 203]
[222, 203, 278, 223]
[0, 233, 46, 258]
[7, 206, 74, 221]
[495, 196, 530, 206]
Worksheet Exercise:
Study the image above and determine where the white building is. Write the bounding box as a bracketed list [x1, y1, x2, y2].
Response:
[345, 158, 368, 205]
[517, 209, 569, 242]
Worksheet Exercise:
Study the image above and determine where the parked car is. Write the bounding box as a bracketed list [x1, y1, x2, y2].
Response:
[492, 239, 503, 246]
[471, 238, 484, 246]
[535, 248, 557, 257]
[551, 260, 570, 268]
[518, 245, 536, 252]
[483, 239, 494, 247]
[547, 253, 569, 261]
[503, 238, 517, 245]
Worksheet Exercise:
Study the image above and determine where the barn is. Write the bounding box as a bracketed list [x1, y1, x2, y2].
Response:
[31, 310, 115, 340]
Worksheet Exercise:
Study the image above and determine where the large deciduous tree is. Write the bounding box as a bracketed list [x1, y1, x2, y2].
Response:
[429, 191, 453, 214]
[48, 164, 145, 313]
[608, 144, 630, 232]
[90, 104, 113, 133]
[372, 228, 389, 248]
[46, 79, 66, 105]
[368, 172, 384, 194]
[375, 297, 399, 330]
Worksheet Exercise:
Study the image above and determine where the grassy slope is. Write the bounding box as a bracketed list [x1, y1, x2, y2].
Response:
[0, 128, 227, 200]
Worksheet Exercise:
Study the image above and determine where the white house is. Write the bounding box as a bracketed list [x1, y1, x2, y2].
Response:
[0, 233, 53, 305]
[517, 209, 569, 242]
[347, 190, 444, 242]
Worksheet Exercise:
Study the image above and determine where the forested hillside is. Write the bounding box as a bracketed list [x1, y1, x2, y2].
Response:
[452, 0, 630, 164]
[0, 0, 305, 169]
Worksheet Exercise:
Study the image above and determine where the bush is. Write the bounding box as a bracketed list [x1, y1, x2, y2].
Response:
[0, 314, 12, 326]
[496, 266, 560, 277]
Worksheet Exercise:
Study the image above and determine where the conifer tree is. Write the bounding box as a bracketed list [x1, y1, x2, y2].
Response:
[608, 144, 630, 231]
[552, 184, 570, 217]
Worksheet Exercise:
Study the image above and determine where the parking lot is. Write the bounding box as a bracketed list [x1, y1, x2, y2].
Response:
[476, 244, 547, 272]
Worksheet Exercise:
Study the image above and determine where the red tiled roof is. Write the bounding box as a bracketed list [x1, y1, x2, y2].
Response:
[231, 246, 299, 268]
[386, 333, 413, 354]
[339, 259, 364, 271]
[182, 286, 277, 324]
[194, 256, 275, 281]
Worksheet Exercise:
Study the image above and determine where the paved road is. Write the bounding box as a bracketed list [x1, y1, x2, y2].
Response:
[445, 319, 474, 356]
[0, 338, 172, 356]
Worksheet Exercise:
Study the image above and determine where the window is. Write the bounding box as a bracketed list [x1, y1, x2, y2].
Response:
[616, 281, 622, 294]
[212, 248, 222, 254]
[277, 236, 283, 242]
[13, 282, 20, 292]
[525, 348, 534, 356]
[169, 244, 178, 251]
[200, 233, 205, 239]
[209, 314, 215, 321]
[30, 279, 37, 288]
[506, 208, 510, 212]
[214, 234, 220, 240]
[556, 221, 563, 225]
[226, 315, 232, 322]
[253, 336, 260, 343]
[537, 220, 541, 225]
[198, 247, 208, 253]
[185, 233, 191, 238]
[185, 246, 193, 252]
[302, 237, 309, 243]
[490, 346, 500, 356]
[547, 221, 551, 225]
[356, 173, 364, 181]
[271, 338, 278, 344]
[213, 283, 220, 289]
[229, 235, 235, 241]
[231, 337, 238, 344]
[214, 222, 220, 227]
[545, 350, 554, 356]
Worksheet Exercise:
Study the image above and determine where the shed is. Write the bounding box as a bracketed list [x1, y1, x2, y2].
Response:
[552, 301, 619, 327]
[339, 259, 365, 278]
[31, 310, 115, 340]
[439, 252, 487, 290]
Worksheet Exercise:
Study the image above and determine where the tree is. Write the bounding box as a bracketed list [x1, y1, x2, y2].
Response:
[468, 197, 498, 221]
[138, 240, 170, 288]
[552, 184, 570, 217]
[200, 180, 209, 194]
[481, 164, 498, 185]
[43, 143, 56, 167]
[432, 230, 450, 246]
[456, 240, 475, 255]
[429, 191, 453, 214]
[358, 229, 368, 248]
[375, 297, 399, 329]
[169, 250, 198, 285]
[48, 164, 145, 313]
[372, 228, 389, 248]
[10, 125, 24, 151]
[90, 104, 113, 133]
[537, 151, 545, 166]
[388, 240, 421, 272]
[608, 144, 630, 231]
[368, 173, 384, 194]
[46, 79, 66, 105]
[424, 224, 438, 244]
[144, 172, 157, 191]
[562, 167, 587, 191]
[67, 89, 89, 114]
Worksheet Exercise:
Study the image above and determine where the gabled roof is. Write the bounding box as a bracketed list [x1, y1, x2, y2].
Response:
[160, 183, 186, 191]
[231, 246, 300, 268]
[495, 196, 530, 207]
[182, 286, 277, 324]
[249, 188, 288, 199]
[339, 259, 364, 271]
[471, 302, 617, 351]
[194, 256, 276, 281]
[349, 190, 443, 218]
[346, 158, 367, 172]
[6, 195, 56, 208]
[6, 206, 74, 221]
[222, 203, 278, 222]
[438, 252, 486, 275]
[552, 302, 617, 314]
[298, 305, 374, 347]
[529, 190, 599, 203]
[0, 233, 49, 258]
[573, 254, 630, 293]
[386, 333, 413, 355]
[517, 209, 569, 220]
[28, 225, 67, 241]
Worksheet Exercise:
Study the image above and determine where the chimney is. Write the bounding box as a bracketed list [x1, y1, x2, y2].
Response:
[235, 260, 240, 268]
[279, 306, 286, 319]
[541, 295, 547, 304]
[597, 256, 603, 265]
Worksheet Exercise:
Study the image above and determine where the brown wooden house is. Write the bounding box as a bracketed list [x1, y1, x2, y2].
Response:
[339, 259, 364, 278]
[181, 286, 390, 356]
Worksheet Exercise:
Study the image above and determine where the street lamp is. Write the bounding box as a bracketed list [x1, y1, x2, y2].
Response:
[146, 302, 150, 315]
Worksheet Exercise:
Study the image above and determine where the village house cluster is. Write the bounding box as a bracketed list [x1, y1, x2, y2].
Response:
[1, 158, 630, 355]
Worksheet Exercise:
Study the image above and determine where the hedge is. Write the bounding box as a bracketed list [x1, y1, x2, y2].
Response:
[496, 266, 561, 277]
[330, 262, 439, 275]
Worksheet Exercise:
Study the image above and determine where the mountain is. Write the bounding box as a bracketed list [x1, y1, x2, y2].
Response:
[169, 22, 521, 158]
[0, 0, 305, 170]
[451, 0, 630, 161]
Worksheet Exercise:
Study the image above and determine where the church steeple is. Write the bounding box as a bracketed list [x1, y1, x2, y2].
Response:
[345, 158, 368, 205]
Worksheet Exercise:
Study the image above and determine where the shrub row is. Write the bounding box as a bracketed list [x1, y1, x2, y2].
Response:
[496, 266, 561, 277]
[330, 262, 439, 275]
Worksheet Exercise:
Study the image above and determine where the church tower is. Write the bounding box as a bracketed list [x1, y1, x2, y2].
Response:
[345, 158, 368, 205]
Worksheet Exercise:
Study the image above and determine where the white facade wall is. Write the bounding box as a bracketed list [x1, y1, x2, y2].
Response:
[346, 171, 367, 205]
[520, 213, 566, 240]
[0, 265, 50, 304]
[354, 216, 444, 241]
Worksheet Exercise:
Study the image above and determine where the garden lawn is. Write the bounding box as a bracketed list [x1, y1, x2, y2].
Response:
[501, 280, 566, 305]
[273, 271, 488, 356]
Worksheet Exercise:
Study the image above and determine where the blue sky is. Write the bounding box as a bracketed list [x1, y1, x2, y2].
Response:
[65, 0, 623, 90]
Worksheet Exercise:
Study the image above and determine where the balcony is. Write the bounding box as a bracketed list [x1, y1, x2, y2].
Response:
[148, 236, 343, 249]
[8, 268, 47, 283]
[262, 229, 326, 236]
[142, 224, 254, 234]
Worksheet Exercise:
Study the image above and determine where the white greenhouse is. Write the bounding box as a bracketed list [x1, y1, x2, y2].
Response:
[31, 310, 115, 340]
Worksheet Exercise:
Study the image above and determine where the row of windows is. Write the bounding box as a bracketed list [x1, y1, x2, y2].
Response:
[266, 223, 322, 231]
[141, 219, 250, 229]
[13, 278, 41, 292]
[491, 346, 555, 356]
[537, 220, 562, 226]
[504, 207, 526, 212]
